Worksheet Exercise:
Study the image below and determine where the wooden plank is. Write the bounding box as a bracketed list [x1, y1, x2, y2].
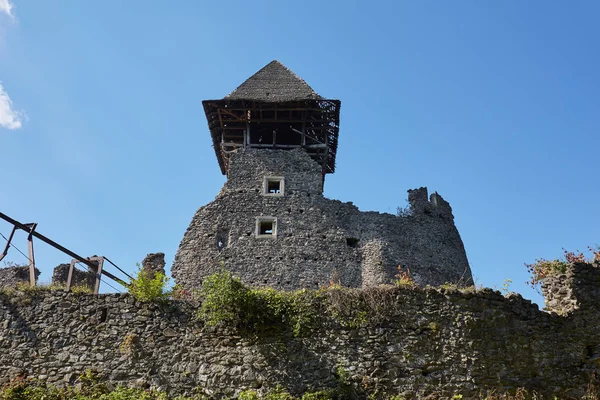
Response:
[215, 106, 334, 113]
[27, 223, 37, 287]
[0, 213, 105, 275]
[247, 144, 303, 149]
[0, 225, 17, 262]
[93, 257, 104, 295]
[221, 142, 244, 148]
[27, 238, 35, 287]
[217, 109, 224, 128]
[219, 108, 246, 121]
[245, 119, 333, 124]
[246, 122, 250, 147]
[301, 110, 307, 146]
[0, 212, 126, 289]
[65, 259, 76, 291]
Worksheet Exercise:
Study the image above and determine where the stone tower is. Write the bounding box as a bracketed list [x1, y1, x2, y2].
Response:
[172, 60, 472, 290]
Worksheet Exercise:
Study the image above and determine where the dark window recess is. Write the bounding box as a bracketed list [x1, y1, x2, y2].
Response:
[249, 122, 302, 146]
[216, 229, 229, 250]
[250, 125, 274, 145]
[346, 237, 360, 248]
[267, 180, 281, 194]
[259, 220, 274, 235]
[99, 308, 108, 323]
[586, 345, 595, 359]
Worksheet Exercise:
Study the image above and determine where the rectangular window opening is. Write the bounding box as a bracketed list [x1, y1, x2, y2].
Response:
[256, 217, 277, 238]
[216, 229, 229, 250]
[263, 176, 285, 196]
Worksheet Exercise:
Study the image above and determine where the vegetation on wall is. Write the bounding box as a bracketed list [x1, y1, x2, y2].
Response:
[197, 270, 325, 336]
[525, 247, 599, 288]
[2, 374, 600, 400]
[197, 269, 423, 335]
[127, 263, 171, 302]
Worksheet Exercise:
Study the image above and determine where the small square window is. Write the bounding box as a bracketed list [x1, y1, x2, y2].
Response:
[263, 177, 285, 196]
[256, 217, 277, 238]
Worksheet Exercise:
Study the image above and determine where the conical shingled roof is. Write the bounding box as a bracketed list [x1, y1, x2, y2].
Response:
[225, 60, 322, 102]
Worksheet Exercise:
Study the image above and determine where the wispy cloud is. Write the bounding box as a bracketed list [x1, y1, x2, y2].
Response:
[0, 0, 14, 19]
[0, 82, 24, 129]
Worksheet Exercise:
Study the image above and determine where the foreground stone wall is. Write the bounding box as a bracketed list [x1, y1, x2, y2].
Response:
[173, 148, 471, 290]
[1, 263, 599, 398]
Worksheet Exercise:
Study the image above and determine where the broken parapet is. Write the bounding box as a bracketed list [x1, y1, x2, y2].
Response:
[51, 263, 95, 290]
[0, 266, 40, 289]
[541, 262, 600, 315]
[141, 253, 166, 278]
[360, 240, 388, 287]
[408, 187, 454, 219]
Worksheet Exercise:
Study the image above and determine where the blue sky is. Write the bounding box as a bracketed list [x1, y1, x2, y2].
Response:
[0, 1, 598, 303]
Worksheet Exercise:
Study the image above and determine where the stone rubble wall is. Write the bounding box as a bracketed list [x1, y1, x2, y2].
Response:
[0, 266, 39, 289]
[1, 263, 600, 398]
[141, 253, 166, 279]
[541, 262, 600, 315]
[51, 263, 96, 290]
[173, 148, 472, 291]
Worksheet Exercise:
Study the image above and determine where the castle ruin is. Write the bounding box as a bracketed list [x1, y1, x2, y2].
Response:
[173, 61, 472, 290]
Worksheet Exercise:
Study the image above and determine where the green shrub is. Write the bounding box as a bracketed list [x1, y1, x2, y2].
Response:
[0, 373, 189, 399]
[237, 390, 260, 400]
[253, 287, 324, 336]
[71, 284, 94, 295]
[263, 386, 294, 400]
[197, 270, 255, 328]
[197, 271, 324, 336]
[128, 263, 171, 303]
[300, 390, 337, 400]
[198, 270, 406, 335]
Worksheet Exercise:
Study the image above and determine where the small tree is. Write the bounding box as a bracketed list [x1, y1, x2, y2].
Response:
[128, 263, 170, 302]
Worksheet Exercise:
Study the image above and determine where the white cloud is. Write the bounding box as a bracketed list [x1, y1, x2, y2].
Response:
[0, 82, 23, 130]
[0, 0, 14, 18]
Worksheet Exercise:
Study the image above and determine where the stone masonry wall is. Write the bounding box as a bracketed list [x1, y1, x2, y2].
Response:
[141, 253, 166, 279]
[0, 266, 40, 289]
[51, 263, 95, 289]
[173, 148, 472, 291]
[1, 263, 600, 398]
